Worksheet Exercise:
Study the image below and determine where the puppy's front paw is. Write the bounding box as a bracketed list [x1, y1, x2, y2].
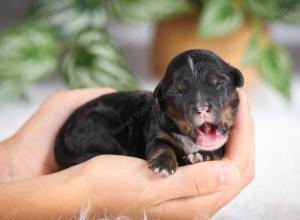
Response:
[147, 157, 178, 176]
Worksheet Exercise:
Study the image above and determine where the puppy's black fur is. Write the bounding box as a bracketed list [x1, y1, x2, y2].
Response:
[55, 49, 244, 176]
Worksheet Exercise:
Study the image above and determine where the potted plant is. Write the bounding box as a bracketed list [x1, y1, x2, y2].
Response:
[152, 0, 300, 99]
[0, 0, 192, 103]
[0, 0, 299, 103]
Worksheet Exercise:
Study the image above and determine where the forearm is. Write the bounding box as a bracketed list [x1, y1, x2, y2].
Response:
[0, 166, 88, 220]
[0, 137, 37, 182]
[0, 137, 58, 182]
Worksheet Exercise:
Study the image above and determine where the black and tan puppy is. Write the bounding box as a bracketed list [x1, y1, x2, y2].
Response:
[54, 49, 244, 176]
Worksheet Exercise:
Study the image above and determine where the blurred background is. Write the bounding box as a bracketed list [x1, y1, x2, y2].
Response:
[0, 0, 300, 219]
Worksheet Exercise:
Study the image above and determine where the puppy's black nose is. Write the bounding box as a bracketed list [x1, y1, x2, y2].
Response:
[195, 106, 211, 115]
[194, 100, 213, 115]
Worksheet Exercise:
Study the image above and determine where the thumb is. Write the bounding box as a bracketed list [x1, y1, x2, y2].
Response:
[153, 161, 240, 202]
[224, 89, 254, 172]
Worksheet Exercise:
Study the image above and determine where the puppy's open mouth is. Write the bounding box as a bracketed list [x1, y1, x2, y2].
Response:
[196, 123, 227, 151]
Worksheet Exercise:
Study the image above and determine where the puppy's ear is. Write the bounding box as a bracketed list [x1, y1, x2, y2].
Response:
[229, 66, 244, 87]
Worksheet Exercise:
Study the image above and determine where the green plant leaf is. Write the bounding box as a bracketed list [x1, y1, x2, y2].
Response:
[242, 0, 279, 20]
[0, 24, 57, 101]
[198, 0, 244, 38]
[29, 0, 107, 39]
[242, 0, 300, 21]
[256, 44, 292, 99]
[194, 0, 208, 8]
[62, 29, 137, 90]
[280, 0, 300, 23]
[0, 80, 28, 103]
[241, 28, 261, 66]
[107, 0, 192, 22]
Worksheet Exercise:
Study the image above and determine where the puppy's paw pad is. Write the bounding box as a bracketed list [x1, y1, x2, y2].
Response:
[147, 158, 177, 176]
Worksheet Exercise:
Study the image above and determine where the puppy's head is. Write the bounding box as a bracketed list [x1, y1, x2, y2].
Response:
[154, 49, 244, 154]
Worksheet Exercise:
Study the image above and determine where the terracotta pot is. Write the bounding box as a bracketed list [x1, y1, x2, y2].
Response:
[152, 14, 264, 89]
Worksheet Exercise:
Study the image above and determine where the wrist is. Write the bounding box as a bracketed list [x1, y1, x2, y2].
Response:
[0, 164, 91, 219]
[53, 165, 92, 217]
[74, 162, 106, 217]
[61, 163, 110, 219]
[0, 134, 59, 182]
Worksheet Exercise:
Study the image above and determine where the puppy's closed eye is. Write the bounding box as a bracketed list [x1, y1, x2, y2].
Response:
[210, 74, 229, 88]
[173, 74, 188, 92]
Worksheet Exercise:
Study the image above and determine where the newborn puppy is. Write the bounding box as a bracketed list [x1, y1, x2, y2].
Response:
[54, 49, 244, 176]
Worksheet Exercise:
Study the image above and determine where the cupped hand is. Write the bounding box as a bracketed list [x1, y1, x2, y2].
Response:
[0, 88, 254, 220]
[72, 89, 255, 219]
[0, 88, 115, 179]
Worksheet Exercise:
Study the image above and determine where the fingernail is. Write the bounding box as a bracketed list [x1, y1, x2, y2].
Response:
[219, 165, 240, 186]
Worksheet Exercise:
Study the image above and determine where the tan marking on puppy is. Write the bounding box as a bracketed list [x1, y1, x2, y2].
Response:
[177, 119, 193, 134]
[222, 91, 238, 127]
[165, 105, 193, 135]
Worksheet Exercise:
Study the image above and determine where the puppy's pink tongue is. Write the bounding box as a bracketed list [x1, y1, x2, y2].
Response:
[199, 123, 217, 136]
[197, 123, 219, 147]
[202, 123, 214, 133]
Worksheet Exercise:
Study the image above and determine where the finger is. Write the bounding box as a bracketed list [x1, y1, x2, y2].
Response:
[22, 88, 115, 126]
[16, 88, 115, 142]
[148, 159, 255, 220]
[40, 88, 115, 116]
[148, 168, 248, 220]
[148, 193, 220, 220]
[150, 161, 240, 203]
[224, 89, 255, 172]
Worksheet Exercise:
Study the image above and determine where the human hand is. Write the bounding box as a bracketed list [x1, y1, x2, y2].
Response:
[0, 88, 254, 220]
[75, 89, 255, 219]
[0, 88, 115, 181]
